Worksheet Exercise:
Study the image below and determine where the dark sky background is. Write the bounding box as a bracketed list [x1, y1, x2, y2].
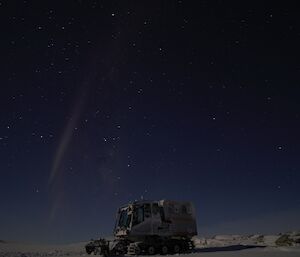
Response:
[1, 1, 300, 244]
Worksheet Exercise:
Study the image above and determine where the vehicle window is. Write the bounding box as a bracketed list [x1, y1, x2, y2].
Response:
[144, 204, 151, 218]
[168, 204, 174, 214]
[174, 205, 179, 213]
[181, 205, 188, 214]
[126, 214, 132, 227]
[118, 210, 128, 227]
[152, 203, 159, 215]
[138, 206, 144, 223]
[133, 206, 144, 225]
[159, 206, 166, 221]
[187, 205, 192, 215]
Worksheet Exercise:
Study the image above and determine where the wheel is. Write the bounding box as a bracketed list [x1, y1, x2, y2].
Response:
[148, 245, 156, 255]
[86, 247, 93, 255]
[173, 244, 180, 253]
[161, 245, 168, 255]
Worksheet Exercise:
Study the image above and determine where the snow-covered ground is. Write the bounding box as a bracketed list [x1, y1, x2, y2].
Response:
[1, 232, 300, 257]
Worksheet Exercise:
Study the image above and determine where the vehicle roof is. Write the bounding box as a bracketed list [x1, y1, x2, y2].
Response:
[119, 199, 158, 209]
[119, 199, 193, 209]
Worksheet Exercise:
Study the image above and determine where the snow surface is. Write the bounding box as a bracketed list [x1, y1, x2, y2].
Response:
[1, 232, 300, 257]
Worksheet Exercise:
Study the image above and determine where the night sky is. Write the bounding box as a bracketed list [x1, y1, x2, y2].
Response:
[1, 1, 300, 244]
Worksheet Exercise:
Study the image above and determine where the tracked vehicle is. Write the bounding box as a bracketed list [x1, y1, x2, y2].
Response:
[85, 199, 197, 255]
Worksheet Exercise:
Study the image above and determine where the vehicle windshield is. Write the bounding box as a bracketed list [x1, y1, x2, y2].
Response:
[118, 209, 131, 228]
